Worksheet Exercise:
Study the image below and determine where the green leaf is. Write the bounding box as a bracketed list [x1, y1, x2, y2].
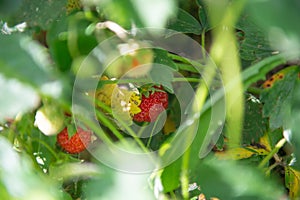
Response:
[160, 98, 225, 192]
[0, 0, 22, 19]
[267, 128, 283, 150]
[247, 0, 300, 58]
[195, 158, 284, 200]
[196, 0, 211, 31]
[67, 124, 77, 138]
[153, 49, 178, 71]
[149, 64, 174, 94]
[47, 15, 98, 72]
[167, 8, 202, 35]
[236, 14, 274, 64]
[47, 16, 72, 72]
[7, 0, 67, 29]
[242, 94, 267, 144]
[285, 166, 300, 199]
[290, 82, 300, 170]
[260, 66, 299, 130]
[242, 54, 287, 90]
[0, 34, 53, 88]
[160, 157, 181, 192]
[0, 136, 62, 199]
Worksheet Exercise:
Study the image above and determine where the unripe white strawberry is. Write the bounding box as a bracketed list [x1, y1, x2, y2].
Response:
[34, 104, 65, 136]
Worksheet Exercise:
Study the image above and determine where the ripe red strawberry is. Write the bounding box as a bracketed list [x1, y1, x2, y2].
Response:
[133, 86, 168, 122]
[57, 127, 92, 154]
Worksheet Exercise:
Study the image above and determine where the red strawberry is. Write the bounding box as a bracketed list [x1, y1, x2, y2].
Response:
[133, 86, 168, 122]
[57, 127, 92, 154]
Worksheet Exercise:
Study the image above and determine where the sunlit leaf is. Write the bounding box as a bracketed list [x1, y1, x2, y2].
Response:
[285, 166, 300, 199]
[215, 146, 269, 160]
[290, 82, 300, 170]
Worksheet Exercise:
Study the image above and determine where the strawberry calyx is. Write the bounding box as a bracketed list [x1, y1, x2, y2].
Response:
[138, 84, 165, 98]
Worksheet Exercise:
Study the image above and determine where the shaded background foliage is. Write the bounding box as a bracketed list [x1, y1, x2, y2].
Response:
[1, 0, 300, 199]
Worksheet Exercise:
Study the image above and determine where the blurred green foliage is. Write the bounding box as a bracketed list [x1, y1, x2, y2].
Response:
[0, 0, 300, 199]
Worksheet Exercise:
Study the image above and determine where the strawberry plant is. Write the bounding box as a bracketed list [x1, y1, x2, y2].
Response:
[1, 0, 300, 199]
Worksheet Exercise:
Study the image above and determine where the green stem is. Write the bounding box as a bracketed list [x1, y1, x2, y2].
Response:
[175, 63, 198, 73]
[95, 109, 125, 142]
[68, 12, 85, 58]
[136, 123, 148, 137]
[112, 115, 149, 153]
[170, 191, 178, 199]
[181, 147, 191, 200]
[174, 77, 201, 83]
[95, 99, 149, 153]
[146, 114, 162, 148]
[168, 53, 191, 64]
[258, 138, 286, 169]
[209, 0, 247, 149]
[97, 77, 201, 88]
[201, 30, 206, 61]
[77, 114, 114, 145]
[266, 162, 280, 176]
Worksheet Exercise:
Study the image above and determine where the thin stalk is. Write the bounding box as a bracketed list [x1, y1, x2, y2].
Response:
[168, 53, 191, 64]
[180, 61, 215, 200]
[146, 114, 163, 148]
[96, 77, 201, 88]
[77, 114, 114, 145]
[112, 114, 149, 153]
[181, 147, 191, 200]
[170, 191, 178, 199]
[258, 138, 286, 169]
[95, 109, 125, 141]
[266, 162, 281, 176]
[95, 100, 147, 152]
[136, 123, 148, 137]
[201, 30, 206, 61]
[68, 12, 85, 58]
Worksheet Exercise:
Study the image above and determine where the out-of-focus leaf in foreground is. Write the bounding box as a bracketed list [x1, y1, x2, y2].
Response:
[0, 136, 61, 200]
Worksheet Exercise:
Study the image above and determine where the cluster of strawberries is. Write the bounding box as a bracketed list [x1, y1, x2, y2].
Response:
[35, 77, 168, 154]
